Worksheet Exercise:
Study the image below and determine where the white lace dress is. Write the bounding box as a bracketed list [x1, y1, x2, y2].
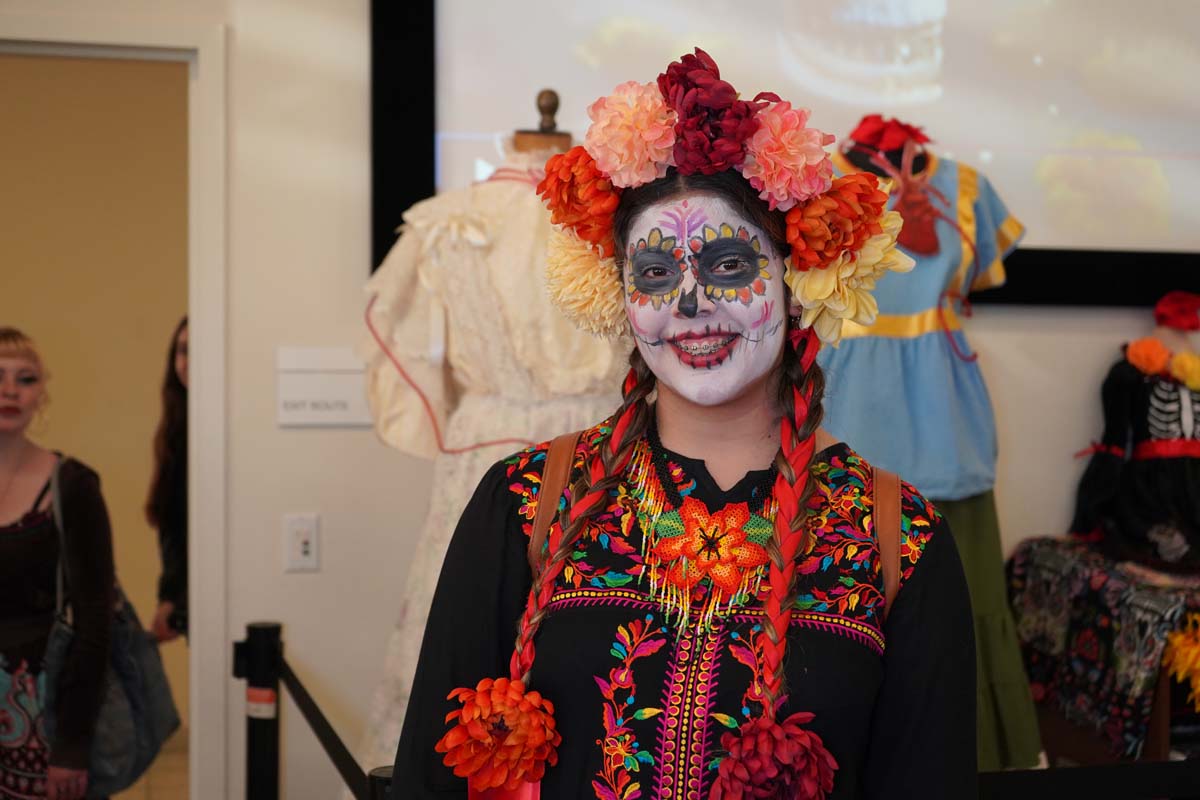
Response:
[350, 156, 626, 784]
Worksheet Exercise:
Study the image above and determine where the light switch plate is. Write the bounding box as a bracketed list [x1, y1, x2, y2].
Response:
[283, 512, 320, 573]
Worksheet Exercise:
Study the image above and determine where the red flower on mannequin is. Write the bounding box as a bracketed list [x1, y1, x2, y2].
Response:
[848, 113, 930, 152]
[1154, 291, 1200, 332]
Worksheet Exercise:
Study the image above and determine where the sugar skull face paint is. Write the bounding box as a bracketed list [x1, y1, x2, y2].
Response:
[623, 195, 787, 406]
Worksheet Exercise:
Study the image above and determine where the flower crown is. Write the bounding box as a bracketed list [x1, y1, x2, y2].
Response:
[537, 48, 915, 344]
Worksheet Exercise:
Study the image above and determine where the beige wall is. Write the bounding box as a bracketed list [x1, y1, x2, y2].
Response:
[0, 54, 190, 722]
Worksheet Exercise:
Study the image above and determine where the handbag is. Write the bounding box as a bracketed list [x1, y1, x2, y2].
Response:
[41, 458, 181, 797]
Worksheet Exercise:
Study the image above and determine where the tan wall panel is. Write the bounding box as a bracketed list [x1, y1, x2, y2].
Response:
[0, 53, 190, 726]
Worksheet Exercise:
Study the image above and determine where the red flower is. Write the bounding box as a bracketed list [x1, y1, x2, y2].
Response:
[435, 677, 561, 791]
[709, 711, 838, 799]
[656, 48, 773, 175]
[785, 173, 890, 271]
[848, 114, 930, 152]
[1154, 291, 1200, 332]
[537, 146, 621, 257]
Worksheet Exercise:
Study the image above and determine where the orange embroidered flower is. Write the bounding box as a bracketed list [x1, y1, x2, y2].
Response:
[1163, 613, 1200, 712]
[784, 172, 889, 272]
[1126, 337, 1171, 376]
[537, 145, 621, 258]
[653, 497, 770, 595]
[435, 677, 561, 791]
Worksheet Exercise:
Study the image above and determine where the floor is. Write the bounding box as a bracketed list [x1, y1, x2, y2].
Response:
[112, 728, 188, 800]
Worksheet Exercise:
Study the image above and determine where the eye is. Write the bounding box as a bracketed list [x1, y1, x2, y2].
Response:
[714, 258, 748, 274]
[641, 265, 673, 279]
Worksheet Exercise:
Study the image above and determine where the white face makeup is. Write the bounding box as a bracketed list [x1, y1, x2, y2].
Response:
[623, 195, 787, 406]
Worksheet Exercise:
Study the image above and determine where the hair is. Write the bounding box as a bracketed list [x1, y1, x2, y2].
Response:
[0, 327, 46, 373]
[0, 327, 49, 418]
[510, 170, 826, 718]
[146, 316, 188, 529]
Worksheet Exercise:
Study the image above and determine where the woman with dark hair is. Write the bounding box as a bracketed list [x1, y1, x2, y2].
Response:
[394, 50, 976, 798]
[0, 327, 115, 800]
[147, 317, 188, 642]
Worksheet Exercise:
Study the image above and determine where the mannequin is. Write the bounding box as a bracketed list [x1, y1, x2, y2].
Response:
[1072, 291, 1200, 571]
[348, 91, 625, 790]
[817, 114, 1043, 771]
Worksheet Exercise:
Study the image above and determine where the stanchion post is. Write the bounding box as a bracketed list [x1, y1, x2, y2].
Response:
[368, 766, 392, 800]
[233, 622, 283, 800]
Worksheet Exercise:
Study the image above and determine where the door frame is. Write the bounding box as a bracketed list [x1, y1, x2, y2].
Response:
[0, 14, 228, 800]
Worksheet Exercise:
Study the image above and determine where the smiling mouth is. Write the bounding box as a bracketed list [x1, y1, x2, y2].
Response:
[668, 328, 740, 369]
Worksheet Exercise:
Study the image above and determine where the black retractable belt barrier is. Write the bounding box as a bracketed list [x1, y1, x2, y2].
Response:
[234, 622, 371, 800]
[232, 622, 282, 800]
[979, 758, 1200, 799]
[368, 766, 393, 800]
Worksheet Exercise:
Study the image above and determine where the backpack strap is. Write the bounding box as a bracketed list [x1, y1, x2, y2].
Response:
[527, 431, 583, 574]
[873, 466, 902, 621]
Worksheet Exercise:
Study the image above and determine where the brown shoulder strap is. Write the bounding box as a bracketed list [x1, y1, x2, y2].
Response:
[873, 466, 902, 620]
[528, 431, 583, 573]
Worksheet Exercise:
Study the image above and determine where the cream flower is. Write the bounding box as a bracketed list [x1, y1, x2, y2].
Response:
[784, 210, 915, 345]
[545, 227, 627, 337]
[583, 80, 676, 189]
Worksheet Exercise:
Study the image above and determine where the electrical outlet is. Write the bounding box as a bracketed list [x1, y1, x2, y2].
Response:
[283, 512, 320, 572]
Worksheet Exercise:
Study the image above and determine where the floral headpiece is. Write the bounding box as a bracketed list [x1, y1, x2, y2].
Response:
[1155, 291, 1200, 332]
[537, 48, 914, 344]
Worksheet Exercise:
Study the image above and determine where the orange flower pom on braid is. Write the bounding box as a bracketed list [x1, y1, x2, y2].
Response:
[439, 350, 656, 792]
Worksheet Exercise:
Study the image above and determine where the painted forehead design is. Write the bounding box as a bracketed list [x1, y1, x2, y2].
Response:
[626, 199, 773, 309]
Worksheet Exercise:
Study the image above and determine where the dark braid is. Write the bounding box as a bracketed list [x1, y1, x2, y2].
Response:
[509, 346, 656, 682]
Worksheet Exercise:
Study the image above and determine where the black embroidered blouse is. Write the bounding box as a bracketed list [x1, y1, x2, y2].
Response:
[394, 424, 976, 798]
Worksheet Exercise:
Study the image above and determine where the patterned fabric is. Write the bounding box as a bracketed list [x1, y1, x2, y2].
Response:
[1007, 537, 1200, 757]
[503, 427, 941, 796]
[0, 658, 49, 800]
[818, 153, 1023, 501]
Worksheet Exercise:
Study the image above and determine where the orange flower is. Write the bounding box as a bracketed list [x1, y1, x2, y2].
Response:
[537, 145, 621, 258]
[1126, 336, 1171, 376]
[785, 172, 889, 272]
[654, 497, 770, 595]
[435, 677, 561, 791]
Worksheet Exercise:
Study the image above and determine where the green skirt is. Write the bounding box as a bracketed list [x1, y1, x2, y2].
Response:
[937, 490, 1043, 771]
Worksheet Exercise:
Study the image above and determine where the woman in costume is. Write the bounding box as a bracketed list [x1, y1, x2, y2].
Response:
[394, 50, 976, 798]
[0, 328, 115, 800]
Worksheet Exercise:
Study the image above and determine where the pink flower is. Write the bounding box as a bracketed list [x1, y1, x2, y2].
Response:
[584, 81, 676, 189]
[741, 102, 835, 211]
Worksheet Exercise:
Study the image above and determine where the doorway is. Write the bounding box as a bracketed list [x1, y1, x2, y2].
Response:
[0, 52, 189, 799]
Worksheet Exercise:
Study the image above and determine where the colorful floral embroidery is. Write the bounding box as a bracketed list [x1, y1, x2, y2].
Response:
[593, 615, 667, 800]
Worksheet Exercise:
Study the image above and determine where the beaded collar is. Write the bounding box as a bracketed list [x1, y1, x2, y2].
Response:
[631, 424, 778, 632]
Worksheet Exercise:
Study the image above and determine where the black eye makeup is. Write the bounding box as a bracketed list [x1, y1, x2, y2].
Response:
[687, 223, 772, 305]
[626, 228, 685, 309]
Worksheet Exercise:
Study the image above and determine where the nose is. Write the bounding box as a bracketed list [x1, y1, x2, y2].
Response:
[673, 274, 716, 320]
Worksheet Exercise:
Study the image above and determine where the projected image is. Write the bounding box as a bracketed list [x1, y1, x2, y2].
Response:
[777, 0, 947, 106]
[436, 0, 1200, 252]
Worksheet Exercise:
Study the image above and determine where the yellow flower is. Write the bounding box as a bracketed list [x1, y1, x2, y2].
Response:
[1169, 351, 1200, 391]
[784, 210, 915, 345]
[1163, 613, 1200, 712]
[545, 227, 627, 338]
